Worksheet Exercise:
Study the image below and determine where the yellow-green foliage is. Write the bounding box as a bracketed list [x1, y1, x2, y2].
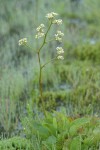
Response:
[22, 111, 100, 150]
[0, 0, 100, 137]
[73, 42, 100, 62]
[0, 136, 32, 150]
[37, 61, 100, 115]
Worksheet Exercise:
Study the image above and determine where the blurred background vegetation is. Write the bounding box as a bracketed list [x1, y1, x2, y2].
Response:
[0, 0, 100, 136]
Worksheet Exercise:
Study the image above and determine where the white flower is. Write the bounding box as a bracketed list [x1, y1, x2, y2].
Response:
[53, 19, 62, 25]
[57, 30, 64, 36]
[35, 32, 45, 39]
[35, 24, 45, 39]
[36, 27, 41, 32]
[55, 36, 62, 42]
[56, 47, 64, 54]
[46, 12, 58, 19]
[18, 38, 27, 46]
[57, 55, 64, 60]
[36, 24, 45, 32]
[56, 47, 64, 60]
[55, 30, 64, 42]
[40, 24, 45, 28]
[52, 12, 58, 16]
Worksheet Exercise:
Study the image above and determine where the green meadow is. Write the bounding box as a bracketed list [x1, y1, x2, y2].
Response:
[0, 0, 100, 149]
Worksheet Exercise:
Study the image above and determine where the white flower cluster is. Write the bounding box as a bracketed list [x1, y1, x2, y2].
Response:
[19, 12, 64, 61]
[57, 55, 64, 60]
[56, 47, 64, 54]
[53, 19, 62, 25]
[55, 30, 64, 42]
[46, 12, 58, 19]
[35, 24, 45, 39]
[56, 47, 64, 60]
[46, 12, 62, 25]
[18, 38, 27, 46]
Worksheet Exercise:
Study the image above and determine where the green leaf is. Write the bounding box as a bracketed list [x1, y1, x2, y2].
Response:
[42, 136, 56, 149]
[84, 133, 100, 146]
[46, 135, 57, 145]
[70, 136, 81, 150]
[93, 127, 100, 135]
[55, 112, 70, 133]
[53, 117, 57, 129]
[43, 123, 57, 136]
[33, 122, 50, 139]
[69, 117, 91, 136]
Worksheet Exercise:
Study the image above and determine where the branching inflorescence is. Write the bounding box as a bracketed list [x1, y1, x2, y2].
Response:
[18, 12, 64, 116]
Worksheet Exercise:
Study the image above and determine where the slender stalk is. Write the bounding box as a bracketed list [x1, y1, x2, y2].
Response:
[38, 21, 52, 53]
[41, 56, 57, 69]
[37, 52, 46, 116]
[46, 38, 55, 43]
[25, 44, 36, 52]
[44, 21, 52, 42]
[37, 22, 53, 116]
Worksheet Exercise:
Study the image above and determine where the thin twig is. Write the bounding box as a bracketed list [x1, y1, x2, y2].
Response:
[41, 56, 57, 69]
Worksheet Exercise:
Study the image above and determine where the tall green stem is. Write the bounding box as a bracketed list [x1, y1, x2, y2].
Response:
[37, 51, 46, 116]
[37, 21, 52, 116]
